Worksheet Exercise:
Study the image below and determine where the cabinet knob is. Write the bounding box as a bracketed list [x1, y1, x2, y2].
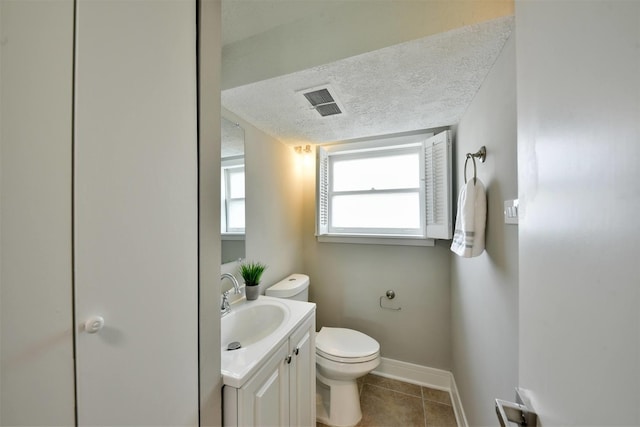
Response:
[285, 355, 292, 364]
[294, 347, 300, 356]
[84, 316, 105, 333]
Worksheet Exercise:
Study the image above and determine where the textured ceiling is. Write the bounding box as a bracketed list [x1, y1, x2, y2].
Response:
[221, 16, 514, 145]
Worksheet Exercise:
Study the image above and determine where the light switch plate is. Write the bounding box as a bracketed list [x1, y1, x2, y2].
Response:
[504, 199, 519, 225]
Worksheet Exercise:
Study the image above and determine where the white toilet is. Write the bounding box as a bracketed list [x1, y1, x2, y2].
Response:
[266, 274, 381, 427]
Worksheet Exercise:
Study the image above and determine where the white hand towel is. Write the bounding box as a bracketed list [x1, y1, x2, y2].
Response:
[451, 178, 487, 258]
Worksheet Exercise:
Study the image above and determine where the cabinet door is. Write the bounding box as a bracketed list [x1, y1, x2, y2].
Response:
[239, 342, 290, 426]
[289, 316, 316, 427]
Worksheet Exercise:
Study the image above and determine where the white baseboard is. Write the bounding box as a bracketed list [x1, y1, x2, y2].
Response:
[449, 374, 469, 427]
[372, 357, 469, 427]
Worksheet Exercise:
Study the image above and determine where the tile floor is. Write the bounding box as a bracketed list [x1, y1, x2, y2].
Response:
[317, 373, 458, 427]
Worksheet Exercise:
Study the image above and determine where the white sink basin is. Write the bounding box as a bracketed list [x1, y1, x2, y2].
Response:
[221, 299, 288, 350]
[221, 296, 315, 389]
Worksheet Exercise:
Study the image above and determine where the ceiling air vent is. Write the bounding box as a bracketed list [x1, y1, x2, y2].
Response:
[302, 87, 343, 117]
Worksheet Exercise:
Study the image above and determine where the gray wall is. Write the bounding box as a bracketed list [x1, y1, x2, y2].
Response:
[302, 157, 452, 370]
[450, 35, 518, 425]
[516, 1, 640, 424]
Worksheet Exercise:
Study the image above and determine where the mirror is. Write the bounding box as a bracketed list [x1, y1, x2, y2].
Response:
[221, 116, 245, 264]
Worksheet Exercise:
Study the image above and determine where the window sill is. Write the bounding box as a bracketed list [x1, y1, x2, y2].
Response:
[221, 233, 245, 241]
[316, 234, 435, 247]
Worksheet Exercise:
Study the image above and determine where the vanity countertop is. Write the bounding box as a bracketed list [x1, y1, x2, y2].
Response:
[221, 295, 315, 389]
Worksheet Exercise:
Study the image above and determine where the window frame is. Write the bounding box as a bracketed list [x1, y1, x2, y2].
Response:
[327, 145, 426, 237]
[221, 157, 245, 235]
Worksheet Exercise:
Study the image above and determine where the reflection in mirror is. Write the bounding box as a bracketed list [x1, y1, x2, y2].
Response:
[221, 117, 245, 264]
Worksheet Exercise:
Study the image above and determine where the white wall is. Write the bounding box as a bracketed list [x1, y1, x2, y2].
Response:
[301, 155, 452, 370]
[0, 1, 76, 424]
[222, 109, 304, 293]
[517, 1, 640, 424]
[450, 35, 518, 425]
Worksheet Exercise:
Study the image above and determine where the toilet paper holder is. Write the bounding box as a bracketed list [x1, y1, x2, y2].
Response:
[495, 389, 537, 427]
[379, 290, 401, 311]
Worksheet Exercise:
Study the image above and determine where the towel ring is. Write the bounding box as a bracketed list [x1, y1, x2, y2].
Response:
[464, 154, 477, 185]
[464, 146, 486, 185]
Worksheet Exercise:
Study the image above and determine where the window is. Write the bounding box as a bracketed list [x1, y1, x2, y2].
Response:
[221, 159, 245, 234]
[316, 131, 452, 244]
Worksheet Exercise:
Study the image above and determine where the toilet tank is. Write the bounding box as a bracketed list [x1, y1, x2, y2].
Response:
[265, 274, 310, 302]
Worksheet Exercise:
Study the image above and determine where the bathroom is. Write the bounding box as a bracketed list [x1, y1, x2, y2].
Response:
[219, 2, 515, 425]
[1, 1, 639, 426]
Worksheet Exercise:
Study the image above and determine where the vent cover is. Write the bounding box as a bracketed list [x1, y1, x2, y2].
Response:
[301, 86, 343, 117]
[316, 103, 342, 117]
[303, 89, 334, 106]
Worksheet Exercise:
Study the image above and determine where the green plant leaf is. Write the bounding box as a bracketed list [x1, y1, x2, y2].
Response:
[239, 261, 267, 286]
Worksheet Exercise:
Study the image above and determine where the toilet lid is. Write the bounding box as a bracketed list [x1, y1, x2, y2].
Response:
[316, 327, 380, 359]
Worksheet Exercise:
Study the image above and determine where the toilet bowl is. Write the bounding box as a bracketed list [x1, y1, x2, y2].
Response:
[315, 327, 380, 427]
[265, 275, 381, 427]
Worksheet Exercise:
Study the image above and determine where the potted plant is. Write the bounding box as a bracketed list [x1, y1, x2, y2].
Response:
[239, 261, 267, 301]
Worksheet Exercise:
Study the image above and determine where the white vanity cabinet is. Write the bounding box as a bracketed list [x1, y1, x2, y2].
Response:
[288, 316, 315, 426]
[223, 314, 316, 427]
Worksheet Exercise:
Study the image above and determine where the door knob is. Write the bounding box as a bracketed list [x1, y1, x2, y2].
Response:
[84, 316, 105, 333]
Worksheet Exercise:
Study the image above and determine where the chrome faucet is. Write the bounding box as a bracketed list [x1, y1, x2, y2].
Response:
[221, 273, 242, 316]
[221, 273, 242, 295]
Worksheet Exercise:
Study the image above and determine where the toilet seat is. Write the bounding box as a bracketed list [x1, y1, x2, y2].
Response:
[316, 348, 379, 364]
[316, 327, 380, 363]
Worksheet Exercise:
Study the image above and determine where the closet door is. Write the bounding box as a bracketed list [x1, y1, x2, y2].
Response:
[74, 1, 198, 425]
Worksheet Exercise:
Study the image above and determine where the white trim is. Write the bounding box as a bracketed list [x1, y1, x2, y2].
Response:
[322, 132, 433, 154]
[372, 357, 450, 390]
[450, 374, 469, 427]
[221, 233, 245, 241]
[371, 357, 468, 427]
[221, 155, 244, 167]
[317, 235, 435, 247]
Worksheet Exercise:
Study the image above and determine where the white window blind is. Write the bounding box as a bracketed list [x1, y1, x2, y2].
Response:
[424, 131, 453, 239]
[317, 147, 329, 235]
